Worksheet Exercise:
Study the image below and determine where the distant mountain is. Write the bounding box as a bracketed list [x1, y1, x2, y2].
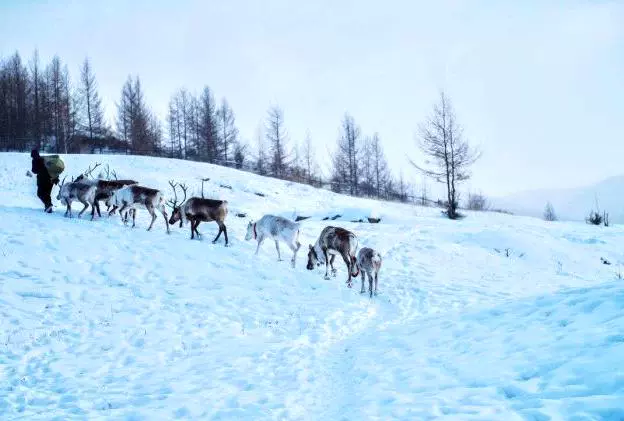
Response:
[492, 175, 624, 224]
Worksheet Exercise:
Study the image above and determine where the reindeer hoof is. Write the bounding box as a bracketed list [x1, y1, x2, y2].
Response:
[360, 290, 366, 294]
[324, 275, 330, 280]
[347, 283, 353, 289]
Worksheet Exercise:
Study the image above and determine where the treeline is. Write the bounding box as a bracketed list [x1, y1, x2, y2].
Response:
[1, 50, 416, 203]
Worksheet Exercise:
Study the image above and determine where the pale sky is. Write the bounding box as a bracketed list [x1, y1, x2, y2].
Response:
[1, 0, 623, 196]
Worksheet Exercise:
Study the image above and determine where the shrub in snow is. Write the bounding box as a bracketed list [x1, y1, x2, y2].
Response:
[586, 210, 603, 226]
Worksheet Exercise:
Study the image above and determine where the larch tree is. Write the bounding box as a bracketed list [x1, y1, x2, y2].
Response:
[411, 92, 480, 219]
[197, 86, 219, 163]
[216, 98, 238, 166]
[78, 57, 107, 142]
[370, 132, 390, 199]
[302, 130, 318, 184]
[265, 105, 289, 178]
[332, 114, 362, 195]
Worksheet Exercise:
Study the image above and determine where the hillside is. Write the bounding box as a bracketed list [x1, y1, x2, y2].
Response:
[1, 153, 623, 420]
[493, 175, 624, 224]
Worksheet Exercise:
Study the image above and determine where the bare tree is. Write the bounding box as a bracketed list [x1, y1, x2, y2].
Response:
[78, 57, 107, 143]
[332, 114, 362, 195]
[370, 133, 390, 199]
[467, 191, 488, 211]
[197, 86, 219, 162]
[544, 202, 557, 221]
[216, 98, 238, 166]
[116, 75, 158, 154]
[255, 125, 268, 175]
[232, 140, 248, 169]
[411, 92, 480, 219]
[302, 130, 317, 184]
[28, 50, 43, 147]
[266, 105, 289, 178]
[419, 177, 429, 206]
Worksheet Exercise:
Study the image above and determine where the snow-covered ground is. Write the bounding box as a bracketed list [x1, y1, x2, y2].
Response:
[1, 152, 623, 420]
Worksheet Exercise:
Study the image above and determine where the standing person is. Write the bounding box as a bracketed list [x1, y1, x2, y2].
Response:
[31, 149, 53, 213]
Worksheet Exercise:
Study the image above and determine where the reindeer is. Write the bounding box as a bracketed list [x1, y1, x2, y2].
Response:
[106, 185, 170, 233]
[355, 247, 382, 297]
[167, 181, 229, 245]
[306, 226, 359, 287]
[74, 163, 138, 217]
[245, 215, 301, 267]
[56, 177, 97, 219]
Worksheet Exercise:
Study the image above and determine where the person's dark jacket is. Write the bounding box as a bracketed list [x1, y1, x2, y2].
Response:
[31, 150, 51, 185]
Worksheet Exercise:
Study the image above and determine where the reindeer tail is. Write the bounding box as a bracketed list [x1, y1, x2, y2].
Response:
[372, 253, 382, 271]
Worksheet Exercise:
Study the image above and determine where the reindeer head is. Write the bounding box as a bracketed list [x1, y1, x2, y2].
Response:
[166, 180, 188, 227]
[56, 176, 66, 201]
[306, 244, 323, 270]
[56, 176, 73, 202]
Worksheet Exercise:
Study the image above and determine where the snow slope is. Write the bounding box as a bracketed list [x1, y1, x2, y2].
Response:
[1, 152, 623, 420]
[492, 175, 624, 224]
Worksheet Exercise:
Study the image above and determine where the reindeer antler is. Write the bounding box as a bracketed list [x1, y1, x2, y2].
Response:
[59, 176, 67, 188]
[83, 162, 102, 179]
[166, 180, 179, 209]
[166, 181, 188, 210]
[179, 183, 188, 205]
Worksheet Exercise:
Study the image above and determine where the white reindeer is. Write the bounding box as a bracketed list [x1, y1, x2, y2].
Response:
[106, 185, 169, 233]
[56, 177, 97, 219]
[245, 215, 301, 267]
[356, 247, 382, 297]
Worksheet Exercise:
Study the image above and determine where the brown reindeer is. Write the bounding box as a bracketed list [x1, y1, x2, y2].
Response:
[167, 181, 229, 246]
[307, 226, 359, 287]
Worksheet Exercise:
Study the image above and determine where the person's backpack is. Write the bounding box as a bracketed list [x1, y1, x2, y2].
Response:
[42, 155, 65, 183]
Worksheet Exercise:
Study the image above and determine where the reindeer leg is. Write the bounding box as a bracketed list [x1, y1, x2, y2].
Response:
[212, 226, 222, 244]
[361, 270, 366, 294]
[161, 205, 169, 234]
[213, 222, 227, 245]
[255, 235, 265, 255]
[146, 205, 156, 231]
[64, 200, 70, 218]
[95, 200, 101, 218]
[118, 203, 128, 224]
[289, 241, 300, 268]
[190, 220, 196, 239]
[194, 221, 202, 239]
[67, 201, 73, 218]
[132, 208, 137, 228]
[222, 224, 229, 247]
[329, 255, 337, 276]
[369, 272, 374, 298]
[374, 271, 378, 296]
[323, 248, 330, 280]
[78, 200, 88, 218]
[91, 201, 96, 220]
[341, 252, 352, 288]
[275, 240, 282, 261]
